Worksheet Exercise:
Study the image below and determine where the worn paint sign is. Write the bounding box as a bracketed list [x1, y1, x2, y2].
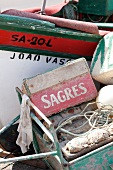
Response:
[23, 58, 97, 117]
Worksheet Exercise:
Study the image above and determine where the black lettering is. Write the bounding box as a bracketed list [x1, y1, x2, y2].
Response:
[30, 37, 38, 45]
[46, 57, 52, 63]
[59, 59, 65, 65]
[52, 58, 57, 64]
[66, 59, 72, 63]
[26, 54, 32, 60]
[19, 53, 24, 59]
[45, 39, 52, 47]
[34, 55, 40, 61]
[12, 35, 19, 41]
[10, 53, 15, 59]
[38, 38, 45, 45]
[18, 36, 26, 43]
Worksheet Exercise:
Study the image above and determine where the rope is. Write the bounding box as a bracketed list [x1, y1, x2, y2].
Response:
[56, 102, 113, 137]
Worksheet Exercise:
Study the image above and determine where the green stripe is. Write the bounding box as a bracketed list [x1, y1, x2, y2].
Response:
[0, 15, 101, 42]
[107, 34, 113, 70]
[90, 38, 105, 73]
[96, 23, 113, 28]
[0, 45, 92, 60]
[90, 32, 113, 73]
[0, 14, 55, 28]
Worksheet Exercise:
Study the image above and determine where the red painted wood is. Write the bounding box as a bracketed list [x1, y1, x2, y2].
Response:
[30, 73, 97, 118]
[0, 29, 98, 57]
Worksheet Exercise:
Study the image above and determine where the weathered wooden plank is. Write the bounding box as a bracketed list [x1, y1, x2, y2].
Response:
[23, 58, 97, 117]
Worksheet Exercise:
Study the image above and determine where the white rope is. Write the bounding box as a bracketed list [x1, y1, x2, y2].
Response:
[56, 102, 113, 137]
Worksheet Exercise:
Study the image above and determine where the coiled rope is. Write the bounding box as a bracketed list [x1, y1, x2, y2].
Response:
[56, 102, 113, 137]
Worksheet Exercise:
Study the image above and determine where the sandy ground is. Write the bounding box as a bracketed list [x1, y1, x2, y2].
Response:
[0, 1, 63, 169]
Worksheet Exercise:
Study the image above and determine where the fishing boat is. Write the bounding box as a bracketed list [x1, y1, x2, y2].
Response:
[0, 0, 113, 127]
[1, 1, 113, 169]
[0, 0, 113, 60]
[0, 58, 113, 170]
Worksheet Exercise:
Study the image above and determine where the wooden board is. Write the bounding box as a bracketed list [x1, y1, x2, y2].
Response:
[23, 58, 97, 117]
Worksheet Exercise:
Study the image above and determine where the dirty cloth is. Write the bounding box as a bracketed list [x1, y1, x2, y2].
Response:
[16, 94, 33, 153]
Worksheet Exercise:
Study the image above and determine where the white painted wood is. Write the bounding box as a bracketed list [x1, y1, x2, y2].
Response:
[0, 50, 72, 127]
[24, 58, 89, 94]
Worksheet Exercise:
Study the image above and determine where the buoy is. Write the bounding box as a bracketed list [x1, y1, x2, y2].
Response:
[90, 32, 113, 85]
[96, 85, 113, 109]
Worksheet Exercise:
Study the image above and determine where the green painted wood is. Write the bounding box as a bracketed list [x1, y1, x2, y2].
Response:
[0, 46, 92, 60]
[32, 130, 40, 154]
[0, 15, 101, 41]
[0, 14, 55, 28]
[78, 0, 113, 16]
[69, 142, 113, 170]
[0, 115, 20, 135]
[96, 23, 113, 28]
[0, 151, 57, 164]
[31, 113, 54, 143]
[32, 122, 54, 170]
[0, 14, 102, 61]
[0, 15, 101, 60]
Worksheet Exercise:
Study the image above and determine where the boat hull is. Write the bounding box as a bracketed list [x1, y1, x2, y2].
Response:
[0, 50, 72, 127]
[0, 14, 102, 60]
